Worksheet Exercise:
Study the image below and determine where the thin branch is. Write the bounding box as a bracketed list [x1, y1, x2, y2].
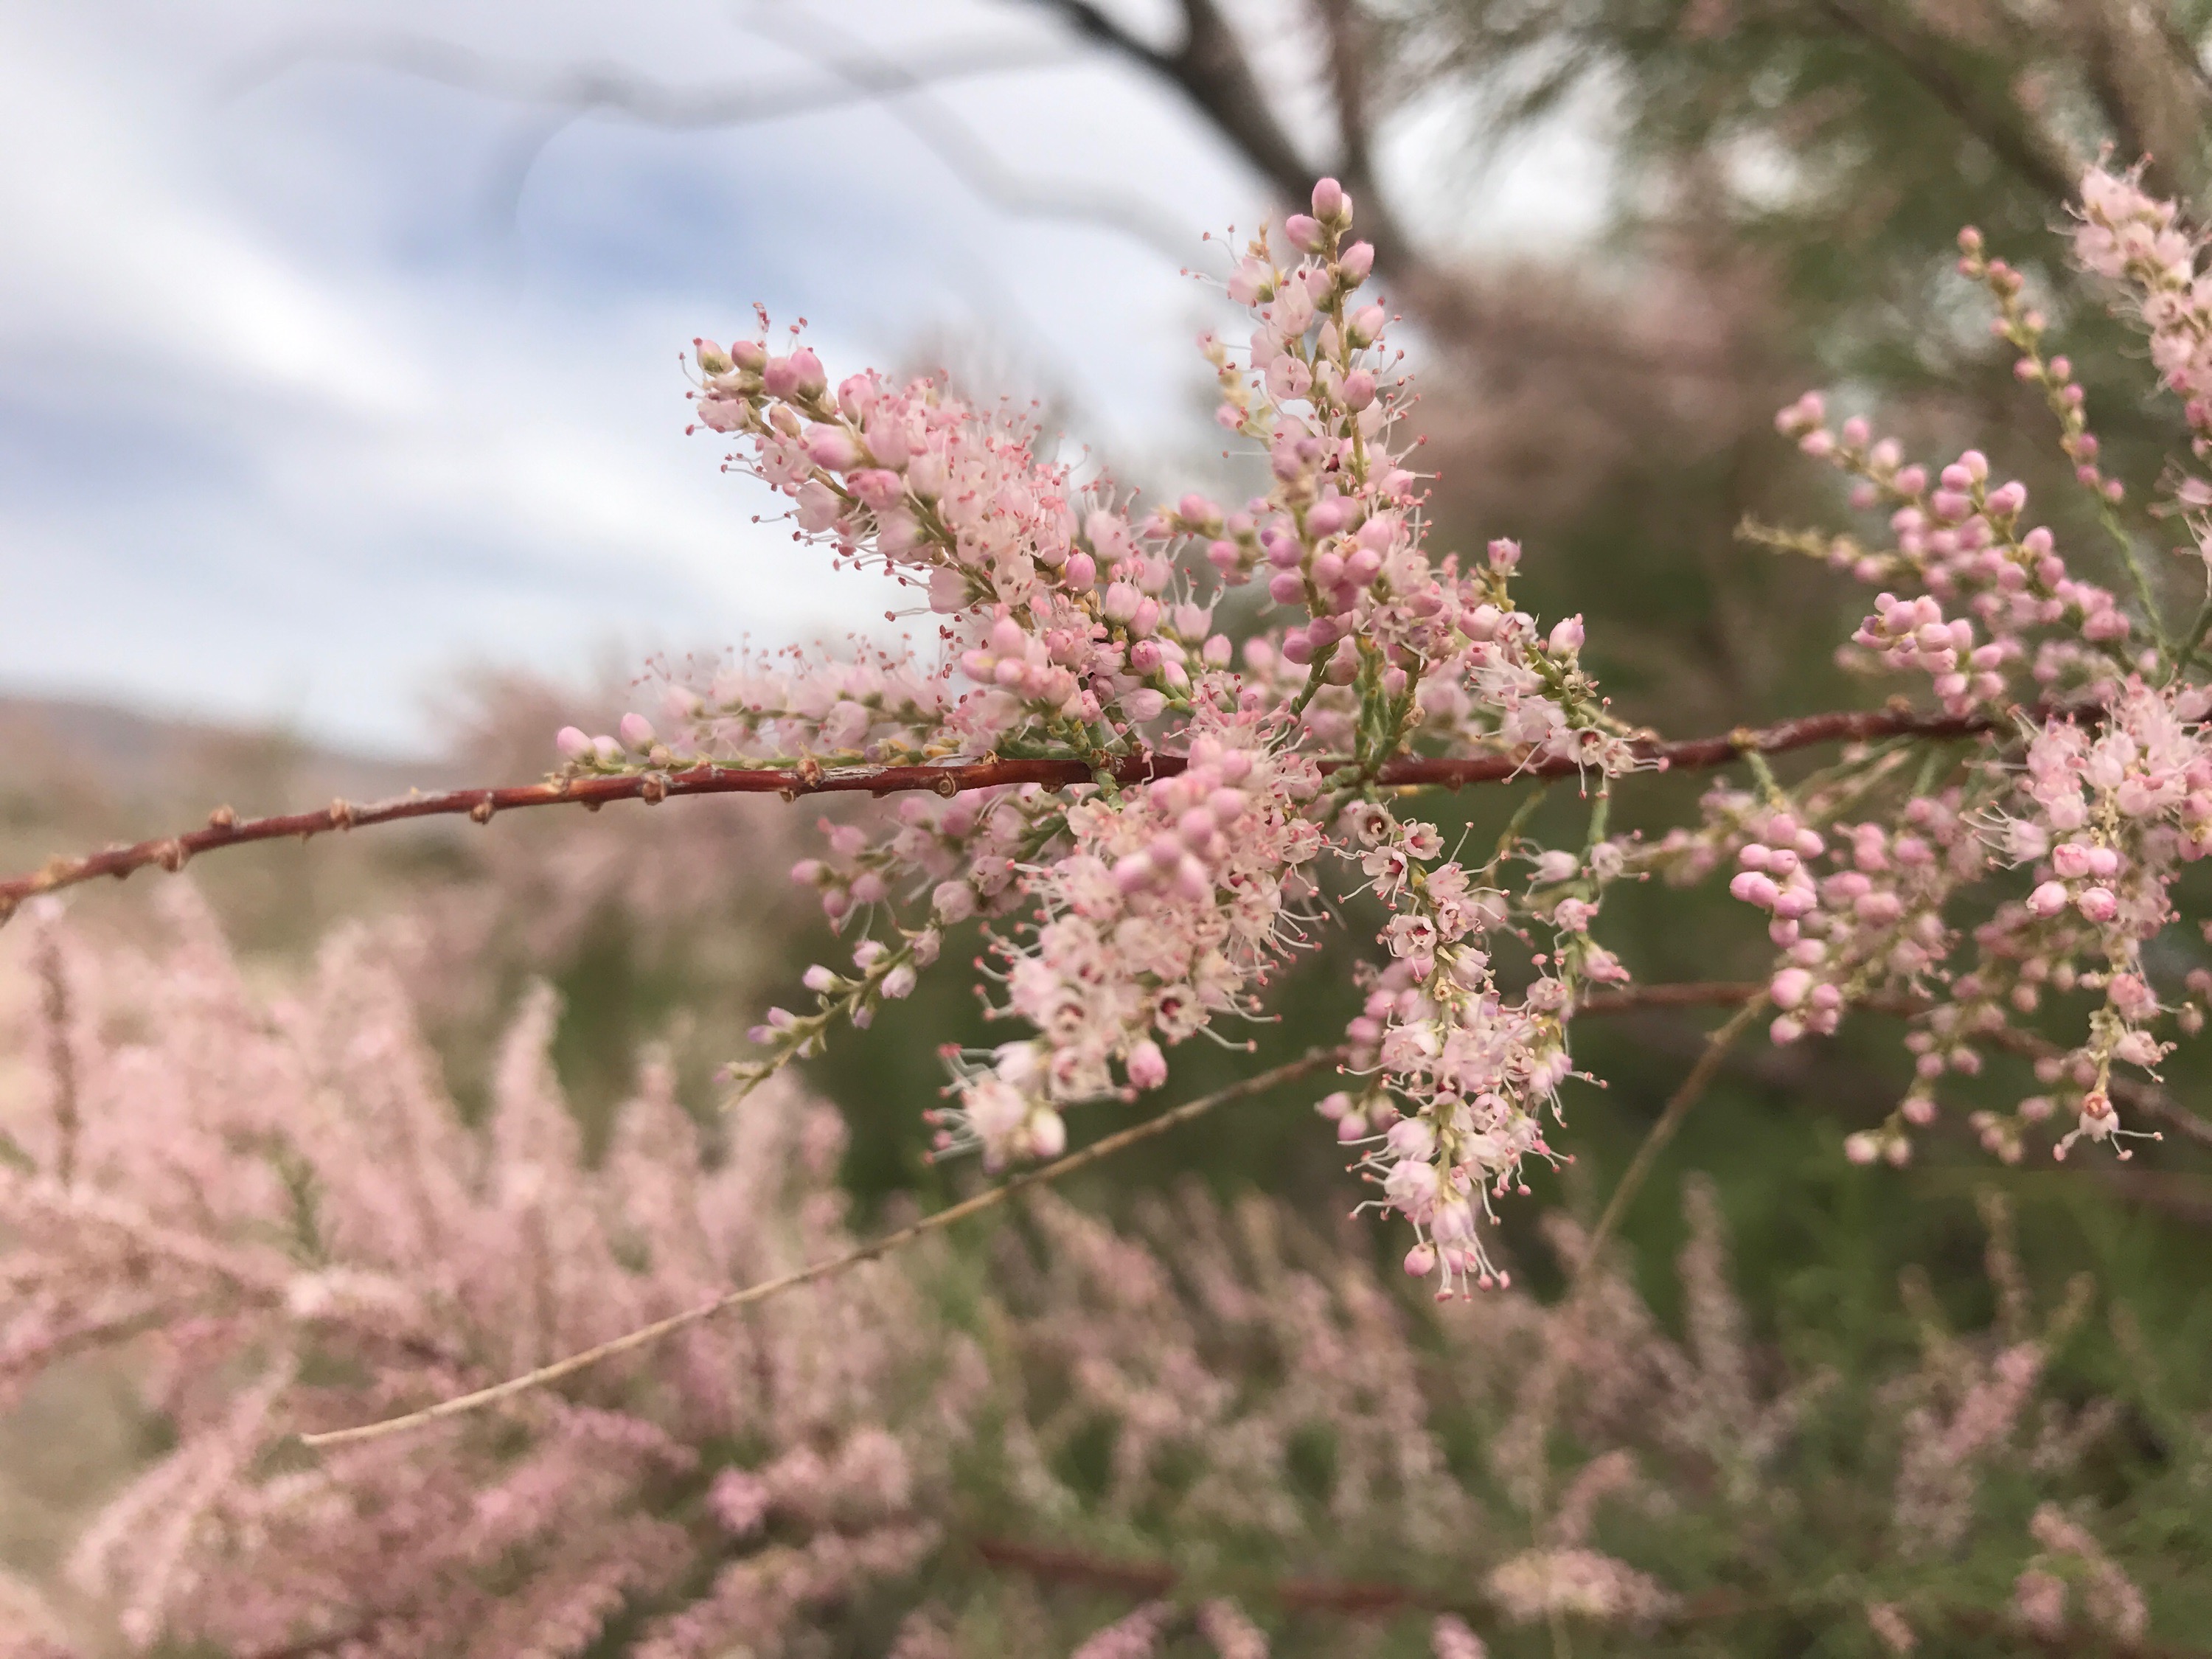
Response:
[0, 701, 2035, 920]
[218, 27, 1071, 129]
[739, 8, 1200, 264]
[1314, 0, 1379, 204]
[299, 1047, 1343, 1449]
[1812, 0, 2080, 203]
[1579, 981, 2212, 1152]
[32, 924, 77, 1187]
[226, 24, 1196, 266]
[1571, 997, 1767, 1292]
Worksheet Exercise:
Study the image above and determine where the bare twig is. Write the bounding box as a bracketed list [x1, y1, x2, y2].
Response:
[1812, 0, 2080, 202]
[1579, 981, 2212, 1153]
[299, 1047, 1342, 1448]
[218, 27, 1069, 128]
[0, 701, 2034, 920]
[227, 23, 1196, 265]
[32, 924, 77, 1187]
[1572, 997, 1767, 1292]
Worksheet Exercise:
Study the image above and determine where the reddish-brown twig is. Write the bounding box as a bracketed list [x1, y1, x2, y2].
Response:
[0, 701, 2020, 919]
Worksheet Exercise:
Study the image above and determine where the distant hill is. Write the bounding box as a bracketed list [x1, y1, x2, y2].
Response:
[0, 693, 451, 827]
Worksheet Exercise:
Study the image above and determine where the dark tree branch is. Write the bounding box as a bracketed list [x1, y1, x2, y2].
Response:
[1812, 0, 2081, 204]
[1315, 0, 1379, 202]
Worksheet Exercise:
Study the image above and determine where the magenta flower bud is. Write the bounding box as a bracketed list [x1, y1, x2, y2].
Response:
[787, 347, 826, 397]
[1730, 871, 1781, 908]
[1310, 177, 1346, 220]
[1340, 369, 1377, 410]
[1284, 212, 1324, 252]
[802, 964, 837, 993]
[2076, 886, 2119, 922]
[1280, 629, 1315, 665]
[1403, 1243, 1437, 1278]
[1348, 303, 1386, 344]
[1547, 615, 1585, 655]
[1338, 240, 1374, 282]
[1773, 886, 1818, 920]
[1487, 538, 1520, 571]
[618, 712, 655, 753]
[555, 726, 592, 760]
[591, 736, 622, 765]
[1268, 569, 1306, 605]
[1127, 1040, 1168, 1091]
[1307, 497, 1348, 535]
[1102, 581, 1141, 623]
[1770, 967, 1813, 1009]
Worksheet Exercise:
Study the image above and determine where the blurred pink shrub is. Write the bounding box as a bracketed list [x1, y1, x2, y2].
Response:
[0, 894, 2175, 1655]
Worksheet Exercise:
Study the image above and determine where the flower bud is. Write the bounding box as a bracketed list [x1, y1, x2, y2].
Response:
[1127, 1040, 1168, 1091]
[618, 713, 655, 753]
[1284, 212, 1324, 252]
[555, 726, 593, 761]
[1338, 240, 1374, 282]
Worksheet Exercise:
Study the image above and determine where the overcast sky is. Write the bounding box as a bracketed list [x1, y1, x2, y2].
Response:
[0, 0, 1604, 757]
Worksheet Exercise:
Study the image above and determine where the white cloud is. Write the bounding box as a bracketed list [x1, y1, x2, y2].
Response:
[0, 0, 1603, 757]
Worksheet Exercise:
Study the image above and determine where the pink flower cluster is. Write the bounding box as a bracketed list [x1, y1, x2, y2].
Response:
[1324, 806, 1641, 1295]
[543, 162, 2212, 1277]
[0, 894, 959, 1658]
[535, 178, 1666, 1282]
[1747, 166, 2212, 1165]
[941, 703, 1326, 1165]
